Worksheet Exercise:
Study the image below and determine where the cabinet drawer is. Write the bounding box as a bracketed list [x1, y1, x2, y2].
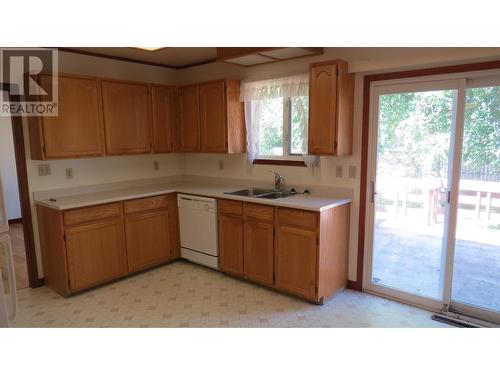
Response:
[278, 208, 318, 229]
[124, 195, 169, 214]
[63, 203, 121, 226]
[218, 199, 243, 216]
[244, 203, 273, 222]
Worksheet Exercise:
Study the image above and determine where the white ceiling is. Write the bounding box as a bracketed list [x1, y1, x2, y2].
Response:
[61, 47, 217, 69]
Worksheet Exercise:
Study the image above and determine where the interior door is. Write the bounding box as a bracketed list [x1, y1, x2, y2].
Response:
[365, 80, 460, 310]
[449, 82, 500, 323]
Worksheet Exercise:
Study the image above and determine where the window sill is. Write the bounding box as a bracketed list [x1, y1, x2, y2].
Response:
[253, 159, 306, 167]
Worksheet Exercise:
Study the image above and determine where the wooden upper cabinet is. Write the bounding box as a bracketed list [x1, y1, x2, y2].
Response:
[200, 81, 227, 152]
[101, 81, 152, 155]
[151, 85, 176, 153]
[180, 80, 245, 154]
[308, 60, 354, 156]
[199, 80, 245, 153]
[29, 75, 104, 160]
[179, 85, 200, 152]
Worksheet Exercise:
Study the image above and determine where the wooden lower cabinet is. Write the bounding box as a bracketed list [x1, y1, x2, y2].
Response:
[125, 210, 171, 272]
[218, 214, 244, 276]
[244, 220, 274, 286]
[36, 193, 179, 297]
[275, 225, 317, 300]
[65, 218, 127, 291]
[217, 199, 351, 303]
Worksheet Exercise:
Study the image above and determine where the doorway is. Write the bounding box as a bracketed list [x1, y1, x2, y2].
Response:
[364, 75, 500, 324]
[0, 84, 40, 290]
[0, 96, 29, 290]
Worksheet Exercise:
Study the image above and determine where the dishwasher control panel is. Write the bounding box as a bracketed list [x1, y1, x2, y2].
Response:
[177, 194, 217, 213]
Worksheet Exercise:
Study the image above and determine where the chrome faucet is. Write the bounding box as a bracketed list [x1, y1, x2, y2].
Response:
[270, 171, 285, 191]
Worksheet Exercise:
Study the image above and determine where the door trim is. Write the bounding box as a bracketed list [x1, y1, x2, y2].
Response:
[1, 83, 42, 288]
[354, 59, 500, 292]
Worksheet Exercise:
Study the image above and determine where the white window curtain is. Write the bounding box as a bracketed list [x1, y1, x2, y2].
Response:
[240, 74, 319, 167]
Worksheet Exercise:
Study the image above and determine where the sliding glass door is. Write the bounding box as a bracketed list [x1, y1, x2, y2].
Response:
[365, 76, 500, 324]
[449, 83, 500, 322]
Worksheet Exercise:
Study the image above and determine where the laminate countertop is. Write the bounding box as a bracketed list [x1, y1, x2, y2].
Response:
[34, 181, 352, 212]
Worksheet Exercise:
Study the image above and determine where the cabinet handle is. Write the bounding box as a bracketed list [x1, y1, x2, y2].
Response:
[370, 181, 378, 203]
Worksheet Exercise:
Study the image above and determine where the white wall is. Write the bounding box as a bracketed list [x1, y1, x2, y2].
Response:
[0, 113, 21, 220]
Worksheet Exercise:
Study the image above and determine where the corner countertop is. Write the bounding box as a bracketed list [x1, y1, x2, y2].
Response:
[34, 181, 352, 212]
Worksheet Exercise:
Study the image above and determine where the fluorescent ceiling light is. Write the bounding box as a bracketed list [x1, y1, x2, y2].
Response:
[132, 47, 166, 52]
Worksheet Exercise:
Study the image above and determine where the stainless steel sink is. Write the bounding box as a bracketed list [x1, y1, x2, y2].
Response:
[225, 188, 275, 197]
[225, 188, 295, 199]
[259, 191, 294, 199]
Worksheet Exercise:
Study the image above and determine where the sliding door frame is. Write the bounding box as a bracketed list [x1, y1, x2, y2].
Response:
[355, 60, 500, 293]
[359, 66, 500, 323]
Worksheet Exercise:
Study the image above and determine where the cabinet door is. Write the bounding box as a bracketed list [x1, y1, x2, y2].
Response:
[179, 85, 200, 151]
[65, 219, 127, 291]
[308, 64, 338, 155]
[244, 220, 274, 286]
[125, 210, 171, 272]
[219, 214, 244, 276]
[200, 81, 227, 152]
[276, 225, 317, 299]
[101, 81, 151, 154]
[40, 75, 104, 158]
[151, 86, 173, 153]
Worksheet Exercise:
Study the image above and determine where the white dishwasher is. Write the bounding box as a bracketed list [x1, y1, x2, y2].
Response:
[178, 194, 219, 269]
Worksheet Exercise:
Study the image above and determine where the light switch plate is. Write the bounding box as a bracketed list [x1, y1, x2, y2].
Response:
[348, 165, 356, 179]
[38, 164, 51, 176]
[335, 165, 343, 178]
[219, 160, 224, 170]
[65, 168, 73, 179]
[153, 161, 159, 171]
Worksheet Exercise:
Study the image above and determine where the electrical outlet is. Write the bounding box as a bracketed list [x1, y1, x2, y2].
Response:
[218, 160, 224, 170]
[38, 164, 51, 176]
[65, 168, 74, 179]
[348, 165, 356, 179]
[335, 165, 343, 178]
[153, 161, 159, 171]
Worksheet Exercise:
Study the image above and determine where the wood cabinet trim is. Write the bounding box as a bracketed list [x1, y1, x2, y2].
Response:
[278, 207, 318, 230]
[219, 199, 243, 216]
[244, 202, 274, 222]
[63, 202, 122, 227]
[123, 195, 169, 215]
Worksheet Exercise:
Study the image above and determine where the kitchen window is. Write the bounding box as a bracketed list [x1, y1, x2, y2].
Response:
[241, 74, 318, 167]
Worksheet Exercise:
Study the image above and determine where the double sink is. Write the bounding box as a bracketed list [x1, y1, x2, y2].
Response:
[225, 188, 295, 200]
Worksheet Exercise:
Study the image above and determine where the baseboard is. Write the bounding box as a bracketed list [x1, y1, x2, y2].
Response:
[8, 218, 22, 224]
[347, 280, 362, 291]
[31, 278, 45, 288]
